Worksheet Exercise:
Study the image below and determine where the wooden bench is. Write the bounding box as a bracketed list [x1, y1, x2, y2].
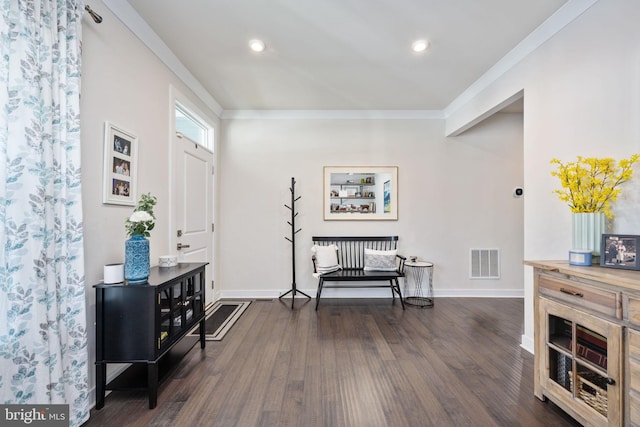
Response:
[311, 236, 406, 310]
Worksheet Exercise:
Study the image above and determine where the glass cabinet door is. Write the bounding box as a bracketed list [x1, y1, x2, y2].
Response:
[540, 298, 621, 426]
[158, 282, 186, 348]
[157, 268, 205, 352]
[574, 323, 609, 417]
[188, 273, 203, 321]
[171, 282, 184, 332]
[158, 288, 172, 346]
[547, 314, 573, 392]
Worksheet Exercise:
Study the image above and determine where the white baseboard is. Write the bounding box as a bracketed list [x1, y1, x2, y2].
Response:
[433, 289, 524, 298]
[520, 334, 534, 354]
[219, 288, 524, 299]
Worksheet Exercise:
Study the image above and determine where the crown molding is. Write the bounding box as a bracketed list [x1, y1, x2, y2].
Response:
[221, 110, 445, 120]
[103, 0, 598, 121]
[444, 0, 599, 118]
[102, 0, 224, 117]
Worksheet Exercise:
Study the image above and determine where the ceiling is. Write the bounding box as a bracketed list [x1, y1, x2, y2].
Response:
[121, 0, 569, 112]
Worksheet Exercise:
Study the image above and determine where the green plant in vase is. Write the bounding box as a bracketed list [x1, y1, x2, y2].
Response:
[125, 192, 157, 237]
[124, 193, 157, 283]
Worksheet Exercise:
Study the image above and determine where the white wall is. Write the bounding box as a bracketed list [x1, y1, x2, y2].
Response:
[219, 115, 524, 299]
[446, 0, 640, 351]
[80, 2, 220, 392]
[35, 0, 640, 411]
[79, 0, 525, 402]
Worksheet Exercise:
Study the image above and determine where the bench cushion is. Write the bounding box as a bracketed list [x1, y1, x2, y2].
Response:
[363, 248, 397, 271]
[311, 244, 341, 274]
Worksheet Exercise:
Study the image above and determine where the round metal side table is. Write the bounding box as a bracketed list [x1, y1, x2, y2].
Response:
[404, 261, 434, 308]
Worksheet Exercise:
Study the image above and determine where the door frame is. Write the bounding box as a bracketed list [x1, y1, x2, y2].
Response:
[168, 86, 217, 304]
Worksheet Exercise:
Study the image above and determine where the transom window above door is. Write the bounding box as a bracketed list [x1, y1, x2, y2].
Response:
[175, 103, 213, 150]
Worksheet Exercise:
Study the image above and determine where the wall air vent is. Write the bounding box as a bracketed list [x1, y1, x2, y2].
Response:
[470, 248, 500, 279]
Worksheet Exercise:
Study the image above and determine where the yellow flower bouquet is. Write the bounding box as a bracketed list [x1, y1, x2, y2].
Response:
[550, 154, 639, 218]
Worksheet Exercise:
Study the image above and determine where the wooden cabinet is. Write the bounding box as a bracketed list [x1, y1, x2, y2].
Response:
[626, 328, 640, 425]
[95, 263, 207, 410]
[538, 297, 622, 426]
[625, 293, 640, 426]
[528, 261, 640, 427]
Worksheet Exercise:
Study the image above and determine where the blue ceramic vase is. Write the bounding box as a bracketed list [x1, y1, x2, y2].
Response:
[125, 235, 150, 284]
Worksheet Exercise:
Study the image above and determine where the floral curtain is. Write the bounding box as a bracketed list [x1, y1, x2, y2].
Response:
[0, 1, 89, 426]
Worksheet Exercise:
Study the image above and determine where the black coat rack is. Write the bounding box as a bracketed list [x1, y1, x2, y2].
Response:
[279, 177, 310, 308]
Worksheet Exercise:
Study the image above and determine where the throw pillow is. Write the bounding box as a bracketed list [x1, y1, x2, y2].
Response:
[311, 245, 341, 274]
[363, 248, 397, 271]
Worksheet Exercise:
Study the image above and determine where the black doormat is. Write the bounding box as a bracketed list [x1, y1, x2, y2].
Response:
[190, 301, 251, 341]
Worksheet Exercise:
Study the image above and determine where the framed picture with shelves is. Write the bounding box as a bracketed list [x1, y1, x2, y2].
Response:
[323, 166, 398, 220]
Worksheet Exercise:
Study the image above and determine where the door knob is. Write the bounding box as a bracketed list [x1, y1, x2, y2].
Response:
[177, 243, 191, 250]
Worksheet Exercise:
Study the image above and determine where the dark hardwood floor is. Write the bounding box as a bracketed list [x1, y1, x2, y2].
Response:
[84, 298, 582, 427]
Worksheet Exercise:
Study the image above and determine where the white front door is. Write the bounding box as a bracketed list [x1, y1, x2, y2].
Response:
[172, 132, 214, 306]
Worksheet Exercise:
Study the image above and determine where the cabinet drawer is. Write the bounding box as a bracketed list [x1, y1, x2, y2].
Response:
[538, 274, 620, 318]
[624, 294, 640, 329]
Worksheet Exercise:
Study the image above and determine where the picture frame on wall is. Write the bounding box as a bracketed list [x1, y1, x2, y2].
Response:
[323, 166, 398, 220]
[102, 122, 138, 206]
[600, 234, 640, 270]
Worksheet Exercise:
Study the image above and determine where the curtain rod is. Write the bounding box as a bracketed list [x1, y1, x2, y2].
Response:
[85, 5, 103, 23]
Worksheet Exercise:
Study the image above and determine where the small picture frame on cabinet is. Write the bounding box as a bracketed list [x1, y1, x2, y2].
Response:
[600, 234, 640, 270]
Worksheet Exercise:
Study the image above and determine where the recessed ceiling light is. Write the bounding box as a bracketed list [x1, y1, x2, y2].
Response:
[249, 39, 266, 53]
[412, 39, 429, 53]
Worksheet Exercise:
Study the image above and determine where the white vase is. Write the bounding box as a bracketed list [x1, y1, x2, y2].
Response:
[572, 212, 606, 256]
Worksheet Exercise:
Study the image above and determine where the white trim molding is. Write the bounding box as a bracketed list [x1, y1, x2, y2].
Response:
[520, 334, 534, 354]
[221, 110, 445, 120]
[102, 0, 599, 121]
[102, 0, 224, 117]
[219, 288, 524, 300]
[444, 0, 599, 119]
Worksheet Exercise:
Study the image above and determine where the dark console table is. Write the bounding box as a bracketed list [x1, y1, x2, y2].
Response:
[94, 262, 207, 409]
